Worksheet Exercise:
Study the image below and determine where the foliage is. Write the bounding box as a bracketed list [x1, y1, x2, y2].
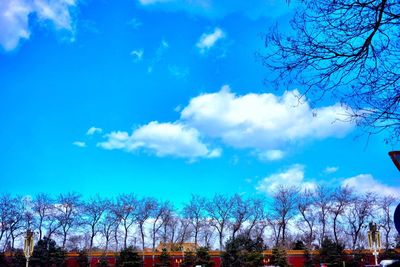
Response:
[303, 248, 313, 267]
[381, 249, 400, 261]
[221, 233, 264, 267]
[9, 249, 25, 267]
[117, 246, 142, 267]
[182, 250, 196, 267]
[292, 240, 305, 250]
[96, 256, 110, 267]
[76, 249, 89, 267]
[0, 252, 7, 266]
[263, 0, 400, 141]
[30, 237, 66, 267]
[271, 246, 289, 267]
[395, 234, 400, 248]
[195, 247, 214, 267]
[157, 248, 171, 267]
[318, 238, 345, 267]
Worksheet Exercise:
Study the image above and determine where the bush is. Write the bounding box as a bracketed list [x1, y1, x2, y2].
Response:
[157, 248, 171, 267]
[318, 238, 345, 267]
[97, 256, 110, 267]
[271, 246, 289, 267]
[195, 247, 213, 267]
[30, 237, 66, 267]
[221, 234, 264, 267]
[76, 250, 89, 267]
[182, 250, 196, 267]
[118, 247, 142, 267]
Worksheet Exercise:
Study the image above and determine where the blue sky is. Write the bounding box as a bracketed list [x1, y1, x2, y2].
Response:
[0, 0, 398, 205]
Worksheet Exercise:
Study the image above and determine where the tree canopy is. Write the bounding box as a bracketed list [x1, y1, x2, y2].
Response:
[264, 0, 400, 141]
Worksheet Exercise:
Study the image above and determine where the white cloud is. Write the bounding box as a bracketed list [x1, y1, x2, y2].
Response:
[97, 86, 354, 161]
[342, 174, 400, 197]
[256, 164, 316, 194]
[0, 0, 77, 51]
[86, 126, 102, 135]
[258, 150, 285, 161]
[72, 141, 86, 148]
[130, 49, 144, 62]
[34, 0, 76, 30]
[98, 121, 220, 159]
[324, 166, 339, 174]
[196, 27, 225, 53]
[181, 85, 354, 151]
[136, 0, 294, 19]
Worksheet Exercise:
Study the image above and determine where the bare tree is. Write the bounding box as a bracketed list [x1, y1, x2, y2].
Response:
[110, 202, 122, 252]
[297, 189, 317, 247]
[330, 186, 353, 245]
[174, 217, 192, 247]
[378, 195, 397, 249]
[345, 192, 376, 250]
[83, 195, 108, 250]
[229, 194, 251, 239]
[0, 194, 13, 250]
[270, 185, 298, 247]
[182, 195, 206, 246]
[199, 220, 215, 249]
[263, 0, 400, 140]
[56, 192, 82, 249]
[313, 185, 332, 245]
[150, 201, 169, 252]
[205, 194, 234, 250]
[136, 197, 157, 251]
[1, 195, 25, 251]
[244, 197, 268, 239]
[44, 205, 61, 240]
[100, 207, 117, 252]
[160, 204, 176, 245]
[32, 193, 54, 240]
[114, 194, 138, 249]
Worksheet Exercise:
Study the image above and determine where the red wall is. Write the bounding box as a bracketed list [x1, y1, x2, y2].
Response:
[6, 250, 396, 267]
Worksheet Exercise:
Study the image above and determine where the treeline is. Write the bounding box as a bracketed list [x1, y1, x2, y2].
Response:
[0, 185, 398, 252]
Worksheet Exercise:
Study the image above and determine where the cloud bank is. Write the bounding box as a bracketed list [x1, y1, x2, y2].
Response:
[97, 85, 354, 160]
[181, 86, 354, 150]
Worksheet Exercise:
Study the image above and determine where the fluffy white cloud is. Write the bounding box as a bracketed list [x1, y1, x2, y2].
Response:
[98, 121, 220, 159]
[86, 126, 102, 135]
[136, 0, 293, 19]
[97, 86, 354, 161]
[342, 174, 400, 197]
[181, 85, 354, 150]
[72, 141, 86, 147]
[324, 166, 339, 174]
[196, 27, 225, 53]
[256, 164, 316, 194]
[0, 0, 77, 51]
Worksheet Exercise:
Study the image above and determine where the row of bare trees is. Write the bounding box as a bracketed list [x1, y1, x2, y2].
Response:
[0, 186, 398, 252]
